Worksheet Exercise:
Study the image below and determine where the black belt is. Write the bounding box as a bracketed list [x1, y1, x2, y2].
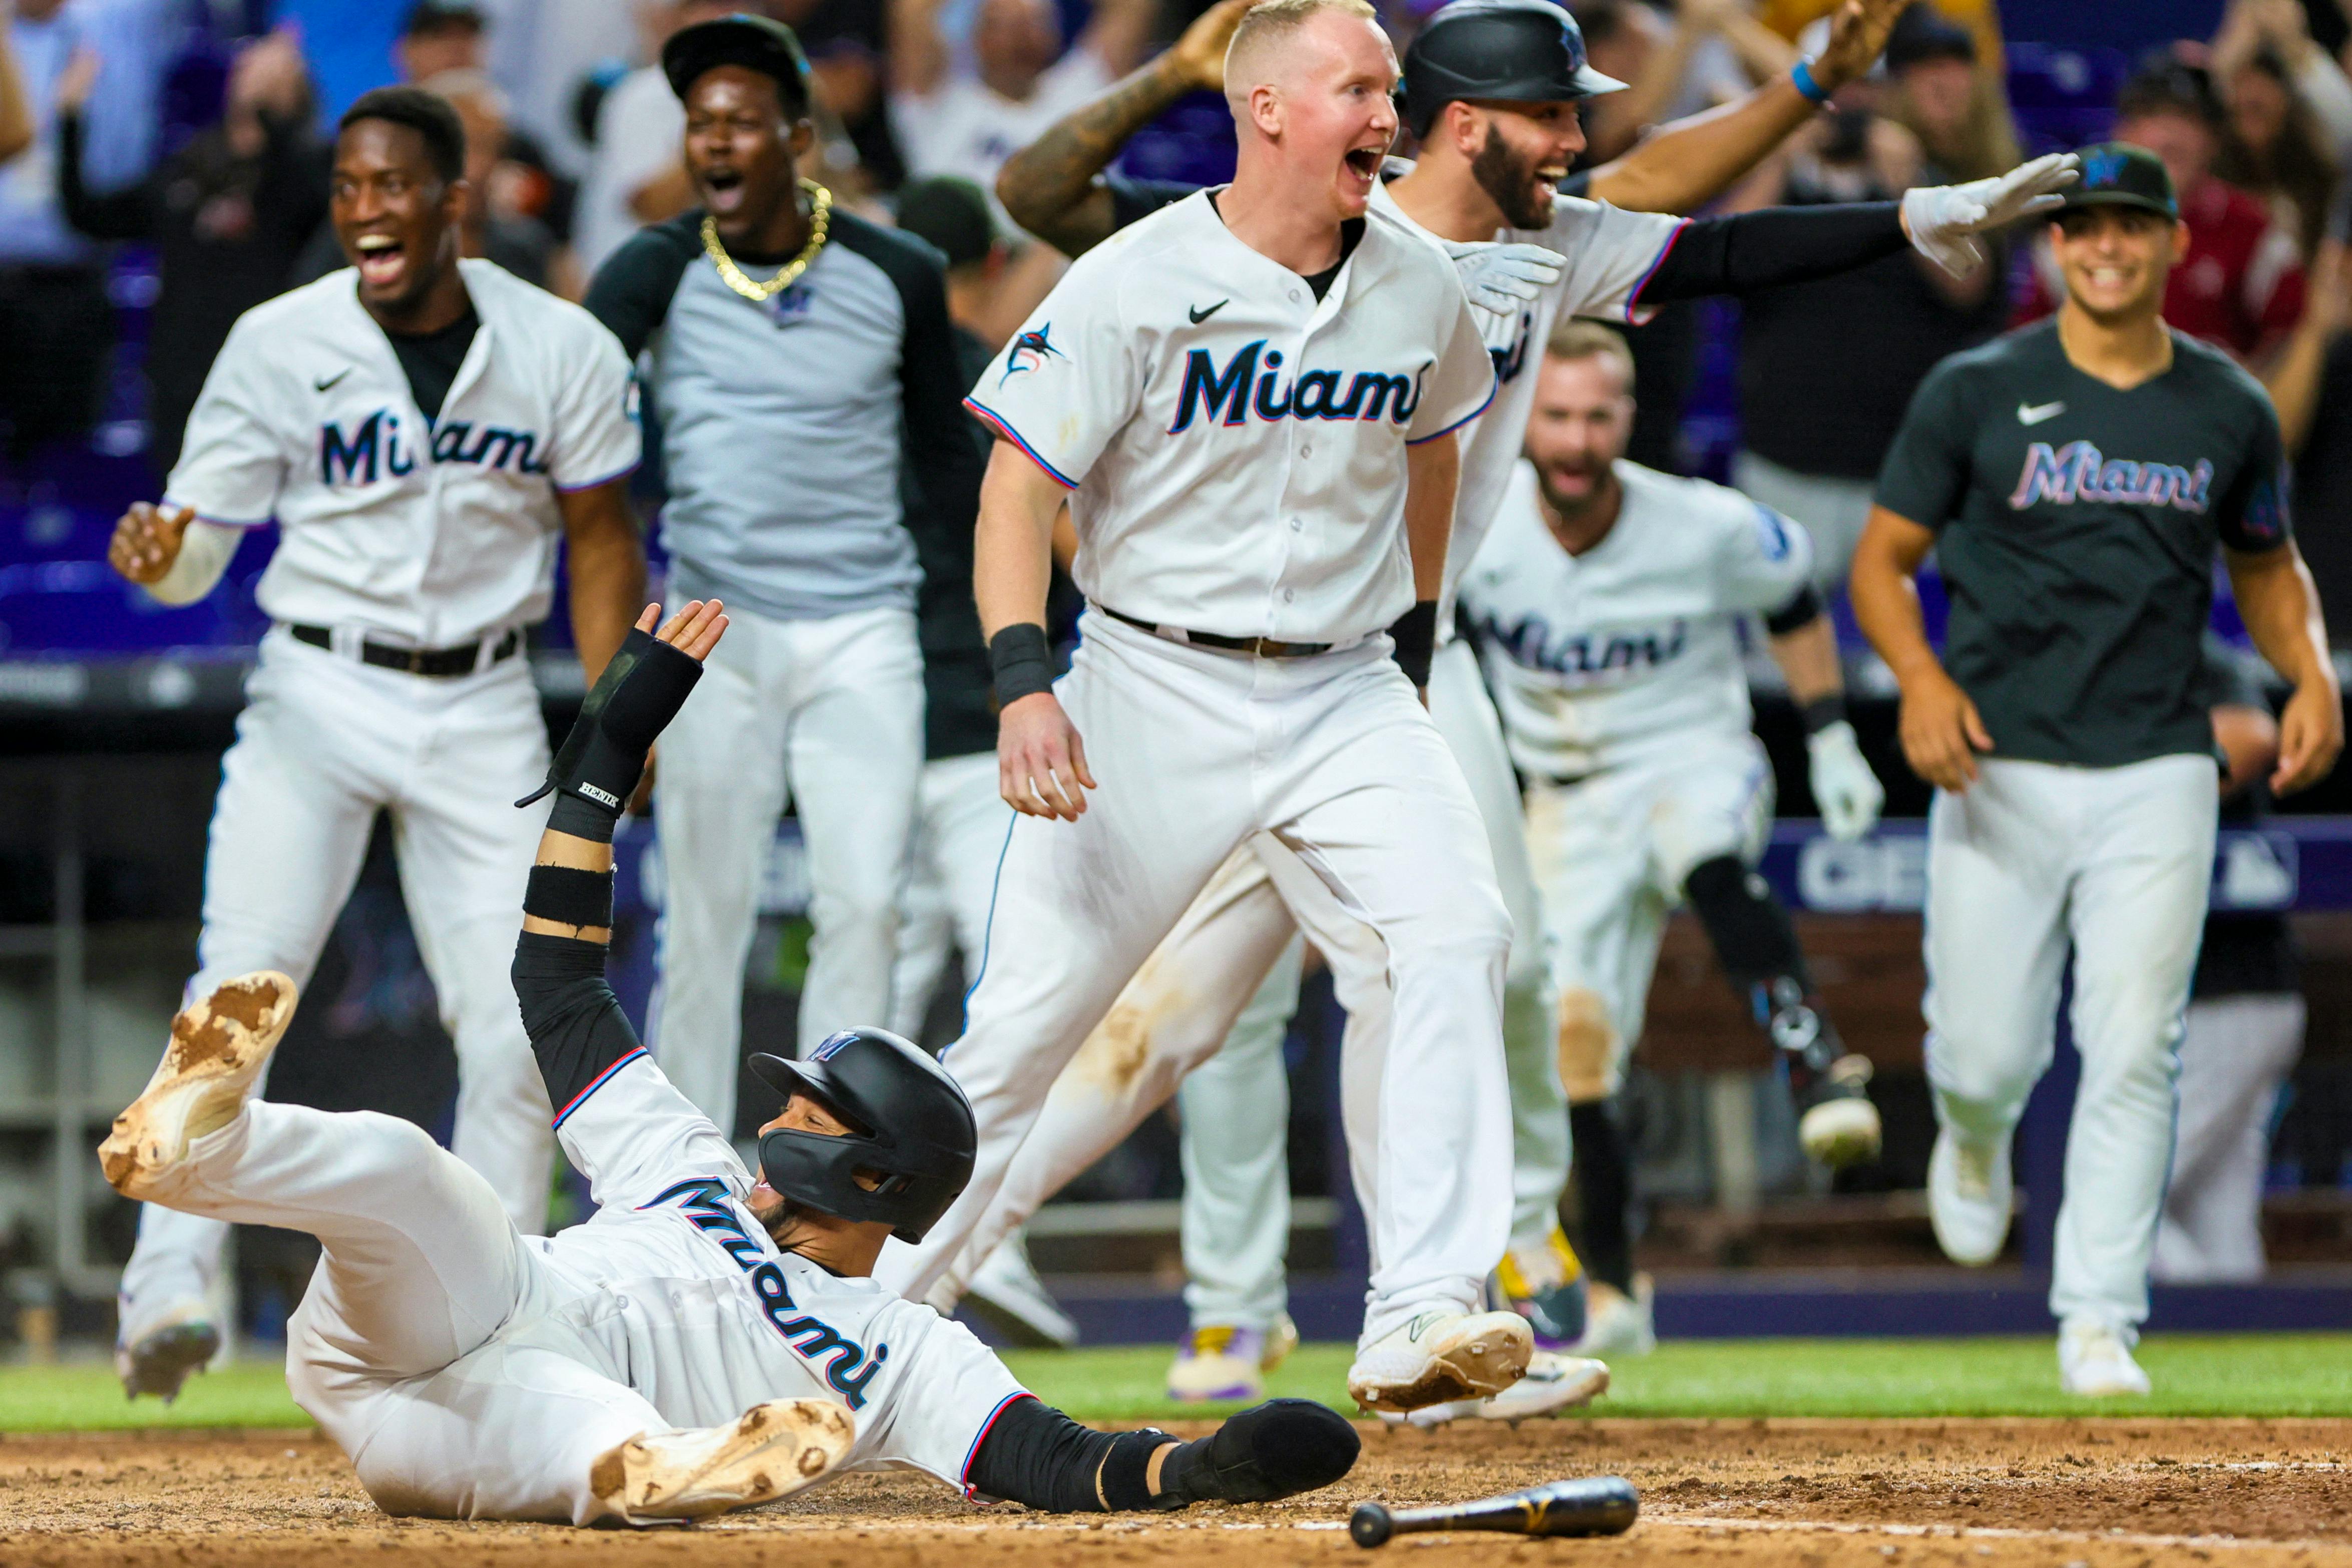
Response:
[290, 624, 520, 677]
[1100, 605, 1334, 658]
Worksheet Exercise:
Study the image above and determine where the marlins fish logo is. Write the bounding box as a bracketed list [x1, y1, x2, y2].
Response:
[1000, 324, 1065, 385]
[2081, 147, 2126, 188]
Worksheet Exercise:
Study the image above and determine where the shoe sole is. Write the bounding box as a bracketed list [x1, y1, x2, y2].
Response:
[1349, 1315, 1533, 1413]
[1165, 1371, 1265, 1403]
[1799, 1097, 1882, 1168]
[962, 1286, 1080, 1351]
[593, 1398, 855, 1522]
[1482, 1358, 1610, 1423]
[118, 1321, 222, 1403]
[99, 973, 298, 1197]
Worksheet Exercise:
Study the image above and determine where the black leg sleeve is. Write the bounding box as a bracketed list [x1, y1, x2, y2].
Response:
[1682, 854, 1809, 995]
[1569, 1100, 1635, 1294]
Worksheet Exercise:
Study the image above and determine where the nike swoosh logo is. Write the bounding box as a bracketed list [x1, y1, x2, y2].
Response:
[2017, 400, 2065, 426]
[1188, 300, 1229, 324]
[314, 368, 351, 393]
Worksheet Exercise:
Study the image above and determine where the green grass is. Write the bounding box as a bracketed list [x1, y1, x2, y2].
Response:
[6, 1334, 2349, 1432]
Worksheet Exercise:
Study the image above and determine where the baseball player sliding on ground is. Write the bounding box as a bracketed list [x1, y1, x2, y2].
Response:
[103, 86, 647, 1401]
[1850, 144, 2340, 1395]
[900, 0, 2071, 1414]
[1460, 321, 1884, 1359]
[98, 598, 1359, 1525]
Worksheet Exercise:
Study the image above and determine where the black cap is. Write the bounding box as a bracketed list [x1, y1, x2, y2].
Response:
[749, 1028, 976, 1244]
[2059, 142, 2179, 219]
[1883, 6, 1975, 72]
[404, 0, 485, 37]
[2116, 51, 2224, 130]
[662, 13, 811, 115]
[1401, 0, 1624, 138]
[897, 177, 998, 269]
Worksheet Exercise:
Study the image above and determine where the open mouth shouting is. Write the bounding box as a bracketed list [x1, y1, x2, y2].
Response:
[700, 165, 748, 217]
[1341, 140, 1389, 202]
[352, 232, 408, 294]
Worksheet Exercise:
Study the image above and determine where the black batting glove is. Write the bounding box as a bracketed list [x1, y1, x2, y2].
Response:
[1150, 1399, 1360, 1509]
[518, 627, 703, 840]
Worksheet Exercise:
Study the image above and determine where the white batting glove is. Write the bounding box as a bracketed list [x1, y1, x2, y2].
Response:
[1444, 239, 1566, 315]
[1806, 719, 1884, 842]
[1899, 152, 2081, 278]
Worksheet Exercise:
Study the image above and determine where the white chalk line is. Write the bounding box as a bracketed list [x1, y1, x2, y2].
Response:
[1654, 1513, 2347, 1552]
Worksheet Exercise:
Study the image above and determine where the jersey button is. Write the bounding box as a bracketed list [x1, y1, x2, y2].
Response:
[1284, 588, 1296, 602]
[1290, 289, 1303, 303]
[1300, 443, 1313, 457]
[1290, 518, 1303, 532]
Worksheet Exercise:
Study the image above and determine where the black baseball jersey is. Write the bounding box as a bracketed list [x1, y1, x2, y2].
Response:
[1875, 319, 2291, 769]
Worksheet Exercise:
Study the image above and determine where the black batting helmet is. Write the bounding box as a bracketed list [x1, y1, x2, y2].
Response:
[1401, 0, 1626, 138]
[750, 1028, 976, 1244]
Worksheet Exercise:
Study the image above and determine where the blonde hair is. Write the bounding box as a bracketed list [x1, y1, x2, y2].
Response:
[1225, 0, 1381, 97]
[1545, 319, 1635, 393]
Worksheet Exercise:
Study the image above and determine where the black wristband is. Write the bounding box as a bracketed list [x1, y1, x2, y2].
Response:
[1800, 694, 1849, 735]
[547, 793, 619, 844]
[524, 864, 615, 928]
[989, 622, 1056, 707]
[1388, 600, 1437, 689]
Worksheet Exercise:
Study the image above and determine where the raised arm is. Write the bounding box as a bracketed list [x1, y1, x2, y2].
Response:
[1075, 0, 1161, 79]
[889, 0, 953, 100]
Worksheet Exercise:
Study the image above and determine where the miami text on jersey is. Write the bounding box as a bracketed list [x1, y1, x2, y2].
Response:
[319, 411, 552, 485]
[643, 1178, 892, 1409]
[1469, 608, 1691, 685]
[1167, 340, 1427, 432]
[2008, 440, 2213, 512]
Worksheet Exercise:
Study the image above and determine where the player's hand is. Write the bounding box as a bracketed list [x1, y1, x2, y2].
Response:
[1444, 241, 1565, 316]
[1805, 718, 1884, 840]
[2272, 676, 2344, 795]
[645, 598, 729, 661]
[108, 502, 194, 585]
[1899, 152, 2080, 278]
[999, 692, 1096, 820]
[1813, 0, 1914, 91]
[1896, 666, 1992, 791]
[1167, 0, 1254, 90]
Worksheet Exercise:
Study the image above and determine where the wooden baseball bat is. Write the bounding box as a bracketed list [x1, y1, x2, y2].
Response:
[1349, 1476, 1639, 1547]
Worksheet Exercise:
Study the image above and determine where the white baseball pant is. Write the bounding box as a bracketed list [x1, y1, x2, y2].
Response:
[878, 611, 1513, 1346]
[650, 603, 925, 1136]
[1922, 753, 2218, 1332]
[2153, 991, 2303, 1282]
[140, 1099, 659, 1522]
[1523, 731, 1776, 1102]
[119, 629, 556, 1335]
[889, 751, 1013, 1042]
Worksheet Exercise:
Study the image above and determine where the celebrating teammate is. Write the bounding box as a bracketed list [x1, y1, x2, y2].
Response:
[585, 16, 983, 1141]
[903, 0, 2072, 1417]
[1849, 144, 2340, 1396]
[103, 86, 647, 1401]
[97, 599, 1359, 1526]
[1460, 321, 1885, 1358]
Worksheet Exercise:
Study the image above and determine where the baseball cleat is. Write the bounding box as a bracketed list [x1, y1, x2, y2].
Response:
[1927, 1126, 2013, 1266]
[1492, 1226, 1588, 1347]
[590, 1397, 855, 1523]
[115, 1297, 221, 1404]
[963, 1234, 1079, 1350]
[1166, 1314, 1299, 1404]
[1574, 1276, 1656, 1359]
[2058, 1319, 2151, 1398]
[1346, 1310, 1532, 1414]
[1383, 1350, 1611, 1428]
[1797, 1058, 1883, 1168]
[99, 972, 298, 1199]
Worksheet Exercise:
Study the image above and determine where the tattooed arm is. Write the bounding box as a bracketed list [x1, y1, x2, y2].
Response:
[995, 0, 1251, 257]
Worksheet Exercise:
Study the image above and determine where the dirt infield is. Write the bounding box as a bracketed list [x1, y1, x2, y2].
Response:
[1, 1418, 2345, 1568]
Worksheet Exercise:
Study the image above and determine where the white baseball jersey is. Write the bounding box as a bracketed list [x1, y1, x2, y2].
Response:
[163, 258, 641, 648]
[966, 189, 1496, 645]
[1366, 173, 1684, 634]
[1460, 458, 1813, 778]
[528, 1049, 1026, 1487]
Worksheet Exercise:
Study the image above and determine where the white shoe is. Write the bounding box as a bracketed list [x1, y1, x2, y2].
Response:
[591, 1398, 856, 1523]
[963, 1235, 1079, 1349]
[2058, 1319, 2151, 1397]
[1347, 1310, 1531, 1414]
[1387, 1350, 1612, 1428]
[1165, 1314, 1300, 1403]
[115, 1296, 221, 1404]
[1574, 1277, 1655, 1359]
[1797, 1058, 1883, 1168]
[99, 973, 298, 1199]
[1926, 1127, 2012, 1267]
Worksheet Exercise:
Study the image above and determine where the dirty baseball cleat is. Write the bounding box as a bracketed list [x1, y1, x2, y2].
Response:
[1927, 1126, 2013, 1267]
[963, 1234, 1079, 1350]
[1796, 1056, 1883, 1169]
[1574, 1276, 1655, 1359]
[1166, 1314, 1299, 1403]
[100, 972, 298, 1199]
[1492, 1226, 1588, 1347]
[114, 1296, 221, 1404]
[1385, 1349, 1611, 1428]
[1346, 1310, 1532, 1414]
[2058, 1319, 2151, 1398]
[591, 1397, 856, 1523]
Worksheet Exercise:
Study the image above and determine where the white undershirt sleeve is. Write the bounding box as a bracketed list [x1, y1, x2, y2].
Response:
[146, 519, 241, 606]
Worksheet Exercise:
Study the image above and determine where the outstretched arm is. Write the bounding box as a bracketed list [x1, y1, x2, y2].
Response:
[966, 1396, 1356, 1512]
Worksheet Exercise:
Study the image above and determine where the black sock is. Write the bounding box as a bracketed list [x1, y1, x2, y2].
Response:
[1569, 1100, 1634, 1293]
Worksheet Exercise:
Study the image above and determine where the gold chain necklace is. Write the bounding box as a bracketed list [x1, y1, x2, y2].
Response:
[701, 179, 832, 301]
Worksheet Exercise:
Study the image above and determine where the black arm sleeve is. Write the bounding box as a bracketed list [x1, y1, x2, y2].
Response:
[512, 930, 646, 1115]
[584, 215, 700, 359]
[55, 110, 157, 242]
[1638, 202, 1908, 307]
[1763, 582, 1824, 636]
[966, 1396, 1165, 1512]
